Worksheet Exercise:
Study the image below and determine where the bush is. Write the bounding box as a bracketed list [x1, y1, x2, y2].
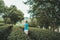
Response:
[8, 27, 31, 40]
[0, 26, 12, 40]
[1, 26, 60, 40]
[29, 28, 60, 40]
[29, 18, 38, 27]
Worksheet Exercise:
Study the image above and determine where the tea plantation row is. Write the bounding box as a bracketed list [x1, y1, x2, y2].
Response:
[7, 26, 31, 40]
[7, 26, 60, 40]
[0, 26, 60, 40]
[29, 27, 60, 40]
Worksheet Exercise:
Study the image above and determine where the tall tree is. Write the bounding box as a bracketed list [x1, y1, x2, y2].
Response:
[3, 5, 24, 24]
[25, 0, 60, 31]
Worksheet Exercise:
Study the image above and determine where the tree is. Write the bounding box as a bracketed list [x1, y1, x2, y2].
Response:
[29, 17, 38, 27]
[3, 5, 24, 24]
[25, 0, 60, 31]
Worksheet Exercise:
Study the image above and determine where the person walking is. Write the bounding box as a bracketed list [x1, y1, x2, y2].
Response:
[24, 21, 29, 35]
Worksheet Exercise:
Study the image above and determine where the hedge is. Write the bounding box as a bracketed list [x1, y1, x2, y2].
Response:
[0, 26, 60, 40]
[0, 26, 12, 40]
[28, 28, 60, 40]
[8, 26, 31, 40]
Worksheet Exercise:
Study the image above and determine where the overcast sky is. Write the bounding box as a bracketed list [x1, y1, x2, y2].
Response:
[3, 0, 30, 17]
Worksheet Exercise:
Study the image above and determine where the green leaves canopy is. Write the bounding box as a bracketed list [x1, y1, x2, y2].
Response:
[3, 5, 24, 24]
[25, 0, 60, 29]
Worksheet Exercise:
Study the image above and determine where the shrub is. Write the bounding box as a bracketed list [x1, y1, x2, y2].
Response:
[0, 26, 12, 40]
[29, 28, 60, 40]
[29, 18, 38, 27]
[8, 27, 31, 40]
[1, 26, 60, 40]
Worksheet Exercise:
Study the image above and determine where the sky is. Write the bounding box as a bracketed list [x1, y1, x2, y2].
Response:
[3, 0, 30, 17]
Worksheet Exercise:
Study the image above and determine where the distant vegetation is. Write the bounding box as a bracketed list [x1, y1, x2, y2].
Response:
[0, 0, 60, 40]
[25, 0, 60, 31]
[0, 0, 24, 25]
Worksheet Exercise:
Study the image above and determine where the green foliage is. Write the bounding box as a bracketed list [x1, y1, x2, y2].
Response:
[0, 26, 12, 40]
[3, 5, 24, 24]
[0, 21, 4, 23]
[25, 0, 60, 30]
[29, 18, 38, 27]
[29, 28, 60, 40]
[0, 0, 5, 13]
[0, 26, 60, 40]
[8, 27, 31, 40]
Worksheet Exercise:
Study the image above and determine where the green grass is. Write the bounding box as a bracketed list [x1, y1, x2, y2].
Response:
[0, 25, 10, 30]
[0, 21, 4, 23]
